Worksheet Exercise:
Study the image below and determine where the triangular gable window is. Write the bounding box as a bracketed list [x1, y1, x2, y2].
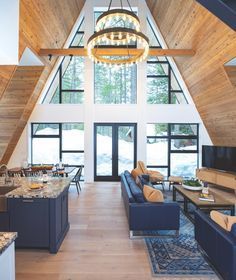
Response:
[146, 19, 188, 104]
[42, 18, 85, 104]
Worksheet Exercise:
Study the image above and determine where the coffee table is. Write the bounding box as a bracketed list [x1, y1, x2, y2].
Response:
[173, 185, 235, 222]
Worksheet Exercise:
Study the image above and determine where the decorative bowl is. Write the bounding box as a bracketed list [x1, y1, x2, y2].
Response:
[182, 184, 203, 191]
[182, 179, 203, 191]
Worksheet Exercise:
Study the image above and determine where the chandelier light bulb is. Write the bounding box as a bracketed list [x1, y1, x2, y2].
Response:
[87, 7, 149, 65]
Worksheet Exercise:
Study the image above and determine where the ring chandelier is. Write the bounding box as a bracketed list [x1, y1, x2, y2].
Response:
[87, 1, 149, 66]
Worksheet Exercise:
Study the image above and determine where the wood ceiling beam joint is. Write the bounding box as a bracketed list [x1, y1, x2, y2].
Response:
[38, 48, 196, 57]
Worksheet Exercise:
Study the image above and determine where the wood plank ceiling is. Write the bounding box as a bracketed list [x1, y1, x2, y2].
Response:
[146, 0, 236, 146]
[0, 0, 85, 164]
[1, 0, 236, 164]
[225, 66, 236, 91]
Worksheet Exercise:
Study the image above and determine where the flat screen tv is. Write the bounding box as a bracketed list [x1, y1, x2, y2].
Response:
[202, 145, 236, 173]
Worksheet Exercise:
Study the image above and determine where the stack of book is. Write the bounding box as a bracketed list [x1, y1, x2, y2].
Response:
[199, 193, 215, 202]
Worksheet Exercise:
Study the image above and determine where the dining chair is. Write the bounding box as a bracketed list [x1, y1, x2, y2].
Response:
[24, 170, 42, 177]
[0, 164, 8, 177]
[8, 169, 23, 177]
[71, 166, 83, 194]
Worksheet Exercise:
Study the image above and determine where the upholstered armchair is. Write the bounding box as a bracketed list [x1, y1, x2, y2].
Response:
[137, 161, 164, 183]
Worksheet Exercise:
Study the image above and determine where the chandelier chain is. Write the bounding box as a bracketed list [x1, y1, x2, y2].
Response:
[126, 41, 131, 59]
[126, 0, 133, 12]
[108, 0, 112, 11]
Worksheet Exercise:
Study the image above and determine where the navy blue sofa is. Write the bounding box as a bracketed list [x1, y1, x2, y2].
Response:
[121, 171, 180, 237]
[195, 210, 236, 280]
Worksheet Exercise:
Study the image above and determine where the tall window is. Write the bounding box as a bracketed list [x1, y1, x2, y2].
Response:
[146, 123, 199, 177]
[94, 11, 137, 104]
[95, 64, 137, 104]
[146, 19, 187, 104]
[43, 19, 85, 104]
[31, 123, 84, 167]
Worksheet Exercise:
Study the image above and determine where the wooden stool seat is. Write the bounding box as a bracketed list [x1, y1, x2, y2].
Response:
[168, 176, 183, 190]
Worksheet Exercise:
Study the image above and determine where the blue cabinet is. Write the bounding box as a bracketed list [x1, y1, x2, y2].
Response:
[8, 198, 49, 248]
[7, 186, 69, 253]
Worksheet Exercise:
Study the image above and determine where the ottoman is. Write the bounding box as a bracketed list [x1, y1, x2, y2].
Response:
[168, 176, 183, 190]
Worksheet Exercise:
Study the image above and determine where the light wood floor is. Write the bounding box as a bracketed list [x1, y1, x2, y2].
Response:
[15, 182, 218, 280]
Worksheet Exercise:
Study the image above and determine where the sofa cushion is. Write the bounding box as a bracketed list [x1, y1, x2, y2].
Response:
[124, 170, 136, 185]
[135, 175, 150, 190]
[143, 185, 164, 203]
[135, 176, 143, 190]
[230, 223, 236, 238]
[129, 181, 146, 203]
[124, 170, 146, 203]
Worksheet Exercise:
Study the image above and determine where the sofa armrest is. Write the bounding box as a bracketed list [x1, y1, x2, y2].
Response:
[195, 210, 236, 280]
[195, 210, 236, 245]
[129, 202, 180, 231]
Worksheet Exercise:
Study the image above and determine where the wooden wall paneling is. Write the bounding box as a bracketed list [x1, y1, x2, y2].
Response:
[146, 0, 236, 146]
[224, 65, 236, 90]
[0, 0, 86, 163]
[0, 66, 44, 164]
[0, 66, 17, 99]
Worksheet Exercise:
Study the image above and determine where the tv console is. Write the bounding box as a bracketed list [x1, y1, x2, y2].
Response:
[196, 168, 236, 191]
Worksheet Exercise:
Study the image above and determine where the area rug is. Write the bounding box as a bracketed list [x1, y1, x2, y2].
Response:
[144, 212, 217, 277]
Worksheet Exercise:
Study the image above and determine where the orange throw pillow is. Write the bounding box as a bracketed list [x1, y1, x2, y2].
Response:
[210, 210, 228, 230]
[226, 216, 236, 231]
[143, 185, 164, 202]
[131, 168, 142, 180]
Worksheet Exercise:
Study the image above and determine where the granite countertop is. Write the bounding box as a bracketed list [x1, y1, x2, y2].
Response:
[0, 232, 17, 255]
[5, 177, 72, 199]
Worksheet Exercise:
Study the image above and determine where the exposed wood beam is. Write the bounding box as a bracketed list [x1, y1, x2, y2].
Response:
[38, 48, 196, 57]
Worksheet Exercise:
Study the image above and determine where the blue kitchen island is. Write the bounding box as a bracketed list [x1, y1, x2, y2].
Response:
[6, 177, 71, 253]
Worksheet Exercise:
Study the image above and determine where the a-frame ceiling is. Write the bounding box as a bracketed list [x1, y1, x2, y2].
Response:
[0, 0, 85, 164]
[146, 0, 236, 146]
[1, 0, 236, 164]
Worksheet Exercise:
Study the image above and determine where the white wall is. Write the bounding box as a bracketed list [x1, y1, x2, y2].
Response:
[8, 0, 212, 181]
[19, 47, 44, 66]
[0, 0, 19, 65]
[0, 242, 15, 280]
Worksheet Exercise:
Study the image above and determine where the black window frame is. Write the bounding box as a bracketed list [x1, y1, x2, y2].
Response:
[31, 122, 84, 169]
[93, 11, 137, 105]
[146, 59, 187, 104]
[146, 18, 188, 105]
[42, 18, 85, 104]
[146, 123, 199, 177]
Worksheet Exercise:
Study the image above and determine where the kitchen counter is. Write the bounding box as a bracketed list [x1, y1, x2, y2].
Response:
[5, 177, 72, 199]
[0, 232, 17, 280]
[6, 177, 71, 253]
[0, 232, 17, 255]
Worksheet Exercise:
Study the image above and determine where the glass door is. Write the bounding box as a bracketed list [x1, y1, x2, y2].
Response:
[94, 123, 137, 181]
